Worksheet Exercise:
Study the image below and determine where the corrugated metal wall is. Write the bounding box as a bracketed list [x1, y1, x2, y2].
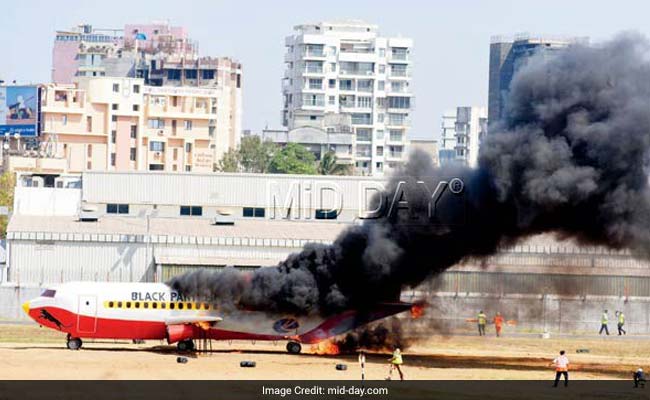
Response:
[8, 241, 150, 285]
[430, 271, 650, 297]
[82, 171, 386, 211]
[153, 244, 294, 263]
[160, 265, 259, 282]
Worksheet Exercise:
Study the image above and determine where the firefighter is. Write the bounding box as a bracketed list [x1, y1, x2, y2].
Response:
[599, 310, 609, 335]
[477, 310, 487, 336]
[493, 312, 504, 337]
[616, 311, 626, 335]
[385, 347, 404, 380]
[551, 350, 570, 387]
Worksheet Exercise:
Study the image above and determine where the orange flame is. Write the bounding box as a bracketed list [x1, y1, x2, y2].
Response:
[310, 340, 340, 355]
[410, 304, 425, 319]
[196, 321, 211, 331]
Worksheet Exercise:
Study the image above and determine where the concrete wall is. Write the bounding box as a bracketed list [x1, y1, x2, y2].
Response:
[7, 241, 149, 285]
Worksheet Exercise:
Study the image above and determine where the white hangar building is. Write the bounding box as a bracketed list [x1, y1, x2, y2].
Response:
[4, 171, 650, 326]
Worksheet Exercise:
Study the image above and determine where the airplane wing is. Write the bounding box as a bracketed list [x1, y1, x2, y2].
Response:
[164, 316, 223, 326]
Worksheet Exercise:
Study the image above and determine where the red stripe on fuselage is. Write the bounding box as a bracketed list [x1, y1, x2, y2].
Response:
[29, 306, 298, 343]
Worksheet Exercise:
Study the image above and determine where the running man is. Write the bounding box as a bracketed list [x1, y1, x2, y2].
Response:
[386, 347, 404, 380]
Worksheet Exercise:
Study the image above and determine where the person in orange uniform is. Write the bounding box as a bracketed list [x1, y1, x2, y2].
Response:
[551, 350, 569, 387]
[493, 312, 504, 337]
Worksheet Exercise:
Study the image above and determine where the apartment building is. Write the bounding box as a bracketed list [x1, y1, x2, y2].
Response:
[438, 109, 457, 166]
[52, 25, 125, 84]
[39, 77, 222, 173]
[282, 20, 413, 176]
[438, 106, 487, 168]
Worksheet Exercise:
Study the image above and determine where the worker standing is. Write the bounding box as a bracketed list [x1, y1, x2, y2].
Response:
[551, 350, 570, 387]
[616, 311, 626, 336]
[477, 310, 487, 336]
[385, 347, 404, 380]
[599, 310, 609, 335]
[493, 312, 504, 337]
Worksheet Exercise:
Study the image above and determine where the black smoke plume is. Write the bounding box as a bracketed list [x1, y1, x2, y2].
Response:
[170, 34, 650, 318]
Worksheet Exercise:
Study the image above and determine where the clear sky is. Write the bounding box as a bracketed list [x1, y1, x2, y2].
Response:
[1, 0, 647, 139]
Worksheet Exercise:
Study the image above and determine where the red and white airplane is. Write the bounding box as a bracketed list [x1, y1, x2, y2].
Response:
[22, 282, 412, 353]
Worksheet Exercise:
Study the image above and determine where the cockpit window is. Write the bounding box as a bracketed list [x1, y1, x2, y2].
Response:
[41, 289, 56, 298]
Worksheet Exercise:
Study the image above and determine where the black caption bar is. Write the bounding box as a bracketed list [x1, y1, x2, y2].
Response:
[0, 381, 648, 400]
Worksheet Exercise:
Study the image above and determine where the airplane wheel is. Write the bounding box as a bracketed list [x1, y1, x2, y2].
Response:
[67, 338, 82, 350]
[177, 340, 195, 352]
[286, 341, 302, 354]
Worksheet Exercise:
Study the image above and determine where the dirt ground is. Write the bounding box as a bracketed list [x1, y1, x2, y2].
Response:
[0, 323, 647, 380]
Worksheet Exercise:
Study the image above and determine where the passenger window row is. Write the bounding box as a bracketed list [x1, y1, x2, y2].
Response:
[104, 301, 212, 311]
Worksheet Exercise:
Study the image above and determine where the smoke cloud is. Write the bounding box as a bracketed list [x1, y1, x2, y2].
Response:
[170, 34, 650, 319]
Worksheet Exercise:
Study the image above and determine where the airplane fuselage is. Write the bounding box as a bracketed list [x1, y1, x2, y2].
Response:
[23, 282, 411, 352]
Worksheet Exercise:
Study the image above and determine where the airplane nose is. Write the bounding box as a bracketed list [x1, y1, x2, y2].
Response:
[22, 301, 30, 316]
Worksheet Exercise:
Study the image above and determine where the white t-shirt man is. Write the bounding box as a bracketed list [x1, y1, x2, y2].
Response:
[554, 354, 569, 371]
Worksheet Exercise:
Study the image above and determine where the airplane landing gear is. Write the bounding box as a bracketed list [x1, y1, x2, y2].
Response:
[286, 341, 302, 354]
[177, 339, 195, 352]
[66, 336, 83, 350]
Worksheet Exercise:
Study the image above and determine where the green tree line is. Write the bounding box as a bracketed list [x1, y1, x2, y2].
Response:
[217, 136, 352, 176]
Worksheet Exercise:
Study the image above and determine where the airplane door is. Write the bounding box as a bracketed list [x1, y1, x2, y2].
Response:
[77, 295, 98, 334]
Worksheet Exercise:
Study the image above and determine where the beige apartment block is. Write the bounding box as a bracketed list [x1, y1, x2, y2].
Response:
[38, 76, 236, 173]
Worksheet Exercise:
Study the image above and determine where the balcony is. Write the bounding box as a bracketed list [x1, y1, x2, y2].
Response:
[387, 85, 411, 94]
[301, 101, 325, 108]
[304, 66, 324, 75]
[340, 69, 374, 77]
[340, 45, 374, 54]
[388, 53, 410, 63]
[303, 49, 325, 58]
[388, 64, 411, 78]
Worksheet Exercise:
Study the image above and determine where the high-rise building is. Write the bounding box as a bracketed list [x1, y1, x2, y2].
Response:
[488, 34, 586, 126]
[453, 106, 486, 168]
[51, 22, 242, 164]
[438, 106, 486, 168]
[52, 24, 123, 84]
[282, 20, 413, 176]
[438, 109, 457, 166]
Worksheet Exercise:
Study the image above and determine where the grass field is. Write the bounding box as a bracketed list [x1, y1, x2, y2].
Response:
[0, 323, 647, 380]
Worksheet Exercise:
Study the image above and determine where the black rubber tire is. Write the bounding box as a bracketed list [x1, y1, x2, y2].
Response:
[286, 341, 302, 354]
[67, 338, 82, 350]
[177, 340, 194, 352]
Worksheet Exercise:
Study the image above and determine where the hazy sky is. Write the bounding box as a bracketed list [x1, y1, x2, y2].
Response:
[1, 0, 647, 139]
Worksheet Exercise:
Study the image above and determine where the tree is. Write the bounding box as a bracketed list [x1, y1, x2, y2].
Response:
[239, 136, 277, 173]
[217, 148, 240, 172]
[0, 172, 15, 238]
[268, 143, 317, 175]
[318, 151, 352, 176]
